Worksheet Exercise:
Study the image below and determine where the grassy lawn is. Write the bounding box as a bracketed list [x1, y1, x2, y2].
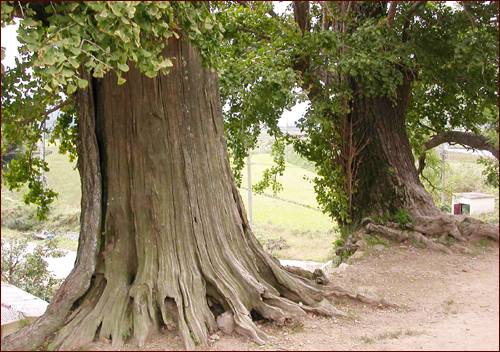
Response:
[239, 153, 321, 208]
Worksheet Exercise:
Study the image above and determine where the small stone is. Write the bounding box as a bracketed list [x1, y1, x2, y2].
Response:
[373, 244, 385, 251]
[99, 337, 110, 344]
[320, 260, 335, 271]
[356, 240, 368, 250]
[349, 250, 365, 261]
[217, 311, 235, 334]
[338, 263, 350, 272]
[209, 334, 220, 341]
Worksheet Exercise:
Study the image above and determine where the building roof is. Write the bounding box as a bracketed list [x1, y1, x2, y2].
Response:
[454, 192, 496, 199]
[1, 283, 48, 325]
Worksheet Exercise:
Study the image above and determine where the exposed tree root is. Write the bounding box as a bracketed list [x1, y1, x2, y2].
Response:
[336, 214, 498, 260]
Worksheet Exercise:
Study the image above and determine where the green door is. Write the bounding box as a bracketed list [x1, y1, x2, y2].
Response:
[461, 204, 470, 215]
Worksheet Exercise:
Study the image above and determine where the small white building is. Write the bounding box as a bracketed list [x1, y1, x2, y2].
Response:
[1, 283, 48, 338]
[452, 192, 496, 215]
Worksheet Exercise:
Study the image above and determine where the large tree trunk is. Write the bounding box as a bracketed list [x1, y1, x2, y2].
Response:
[349, 79, 441, 226]
[2, 37, 373, 352]
[340, 79, 498, 245]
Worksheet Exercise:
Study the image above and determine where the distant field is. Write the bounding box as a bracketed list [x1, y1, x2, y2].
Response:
[1, 143, 338, 262]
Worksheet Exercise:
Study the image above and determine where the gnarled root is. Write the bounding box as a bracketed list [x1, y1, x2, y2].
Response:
[453, 215, 499, 242]
[336, 213, 498, 261]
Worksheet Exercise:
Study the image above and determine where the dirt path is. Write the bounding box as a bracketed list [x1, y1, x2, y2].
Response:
[90, 241, 499, 351]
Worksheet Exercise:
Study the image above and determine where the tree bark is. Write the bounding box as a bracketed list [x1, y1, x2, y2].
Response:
[341, 79, 496, 243]
[2, 36, 366, 351]
[341, 78, 441, 227]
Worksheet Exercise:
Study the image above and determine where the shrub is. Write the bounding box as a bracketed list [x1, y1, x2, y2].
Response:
[1, 237, 65, 302]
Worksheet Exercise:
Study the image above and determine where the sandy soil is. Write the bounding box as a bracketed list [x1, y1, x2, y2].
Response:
[89, 241, 499, 351]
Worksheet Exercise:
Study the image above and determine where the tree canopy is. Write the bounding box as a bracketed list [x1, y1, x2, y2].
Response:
[2, 1, 498, 223]
[216, 1, 498, 223]
[1, 1, 223, 218]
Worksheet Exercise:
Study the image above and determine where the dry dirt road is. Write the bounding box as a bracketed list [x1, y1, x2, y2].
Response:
[90, 241, 499, 351]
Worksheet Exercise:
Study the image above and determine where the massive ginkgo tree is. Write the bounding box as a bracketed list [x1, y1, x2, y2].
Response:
[218, 1, 498, 245]
[1, 2, 388, 351]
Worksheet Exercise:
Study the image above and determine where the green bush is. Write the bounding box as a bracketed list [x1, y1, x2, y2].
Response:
[1, 237, 65, 302]
[1, 201, 40, 231]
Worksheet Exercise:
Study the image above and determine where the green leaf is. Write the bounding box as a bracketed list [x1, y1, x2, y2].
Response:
[23, 18, 37, 27]
[43, 51, 56, 65]
[159, 58, 173, 69]
[67, 83, 77, 94]
[61, 68, 74, 78]
[118, 63, 129, 72]
[68, 56, 79, 69]
[18, 27, 38, 44]
[77, 79, 88, 89]
[117, 76, 126, 85]
[114, 29, 130, 43]
[145, 70, 157, 78]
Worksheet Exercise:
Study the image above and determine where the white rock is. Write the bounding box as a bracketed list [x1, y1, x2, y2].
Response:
[216, 312, 235, 334]
[338, 263, 350, 272]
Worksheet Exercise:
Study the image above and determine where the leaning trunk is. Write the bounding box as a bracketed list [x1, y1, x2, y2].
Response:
[338, 78, 498, 246]
[349, 78, 441, 227]
[3, 37, 369, 352]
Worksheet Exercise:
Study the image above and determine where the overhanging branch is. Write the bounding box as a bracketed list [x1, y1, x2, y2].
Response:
[387, 1, 398, 28]
[418, 130, 499, 174]
[17, 98, 75, 127]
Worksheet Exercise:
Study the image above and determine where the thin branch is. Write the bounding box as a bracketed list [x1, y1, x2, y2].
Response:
[404, 1, 427, 19]
[420, 171, 441, 194]
[16, 99, 75, 127]
[81, 49, 115, 73]
[17, 1, 25, 18]
[402, 1, 427, 42]
[50, 1, 57, 16]
[82, 39, 111, 56]
[416, 121, 439, 133]
[266, 8, 279, 19]
[461, 1, 477, 29]
[238, 27, 271, 41]
[387, 1, 397, 28]
[47, 23, 76, 42]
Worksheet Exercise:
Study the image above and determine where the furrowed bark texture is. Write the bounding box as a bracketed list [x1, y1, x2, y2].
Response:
[341, 79, 497, 244]
[350, 79, 441, 226]
[7, 38, 361, 351]
[1, 69, 102, 351]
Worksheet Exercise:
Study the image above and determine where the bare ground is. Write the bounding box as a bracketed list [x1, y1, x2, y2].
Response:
[89, 241, 499, 351]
